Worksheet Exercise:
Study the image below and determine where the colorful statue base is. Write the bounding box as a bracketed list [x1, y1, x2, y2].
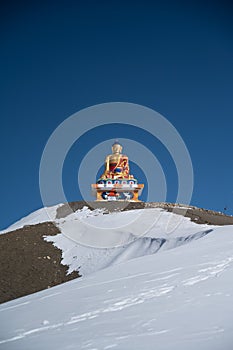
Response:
[91, 141, 144, 201]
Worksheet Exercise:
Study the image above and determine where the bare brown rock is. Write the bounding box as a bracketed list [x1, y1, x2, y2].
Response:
[0, 222, 79, 304]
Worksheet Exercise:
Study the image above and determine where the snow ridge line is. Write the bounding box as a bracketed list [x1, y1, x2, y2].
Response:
[46, 227, 213, 278]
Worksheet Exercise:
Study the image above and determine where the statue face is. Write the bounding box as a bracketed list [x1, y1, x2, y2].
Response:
[112, 144, 122, 154]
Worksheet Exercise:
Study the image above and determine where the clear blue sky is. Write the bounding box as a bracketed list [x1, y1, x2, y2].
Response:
[1, 1, 233, 229]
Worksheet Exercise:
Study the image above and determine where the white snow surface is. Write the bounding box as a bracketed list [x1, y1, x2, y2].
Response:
[45, 207, 213, 276]
[1, 223, 233, 350]
[1, 205, 233, 349]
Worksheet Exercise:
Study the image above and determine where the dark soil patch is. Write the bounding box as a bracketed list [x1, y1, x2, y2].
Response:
[0, 222, 79, 304]
[146, 203, 233, 225]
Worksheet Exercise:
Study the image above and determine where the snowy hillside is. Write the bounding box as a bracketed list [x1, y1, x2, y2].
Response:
[0, 204, 63, 234]
[46, 207, 213, 276]
[1, 205, 233, 350]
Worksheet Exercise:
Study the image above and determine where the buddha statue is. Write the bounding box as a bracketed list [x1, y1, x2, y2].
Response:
[100, 141, 133, 180]
[92, 141, 144, 201]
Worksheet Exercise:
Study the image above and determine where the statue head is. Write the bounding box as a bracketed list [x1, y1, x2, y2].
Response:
[112, 141, 123, 154]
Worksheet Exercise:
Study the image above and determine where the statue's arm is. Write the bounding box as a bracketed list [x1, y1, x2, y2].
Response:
[105, 155, 110, 172]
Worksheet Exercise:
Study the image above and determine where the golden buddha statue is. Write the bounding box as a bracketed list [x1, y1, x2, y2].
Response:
[92, 141, 144, 201]
[101, 141, 133, 180]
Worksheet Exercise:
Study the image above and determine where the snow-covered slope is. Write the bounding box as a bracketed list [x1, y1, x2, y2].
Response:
[1, 223, 233, 350]
[45, 207, 213, 276]
[0, 204, 63, 234]
[1, 204, 213, 277]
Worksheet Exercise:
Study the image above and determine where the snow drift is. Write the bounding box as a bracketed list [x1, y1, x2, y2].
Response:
[1, 204, 233, 350]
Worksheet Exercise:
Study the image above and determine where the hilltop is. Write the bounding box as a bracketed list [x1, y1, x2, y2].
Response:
[0, 202, 233, 350]
[0, 201, 233, 304]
